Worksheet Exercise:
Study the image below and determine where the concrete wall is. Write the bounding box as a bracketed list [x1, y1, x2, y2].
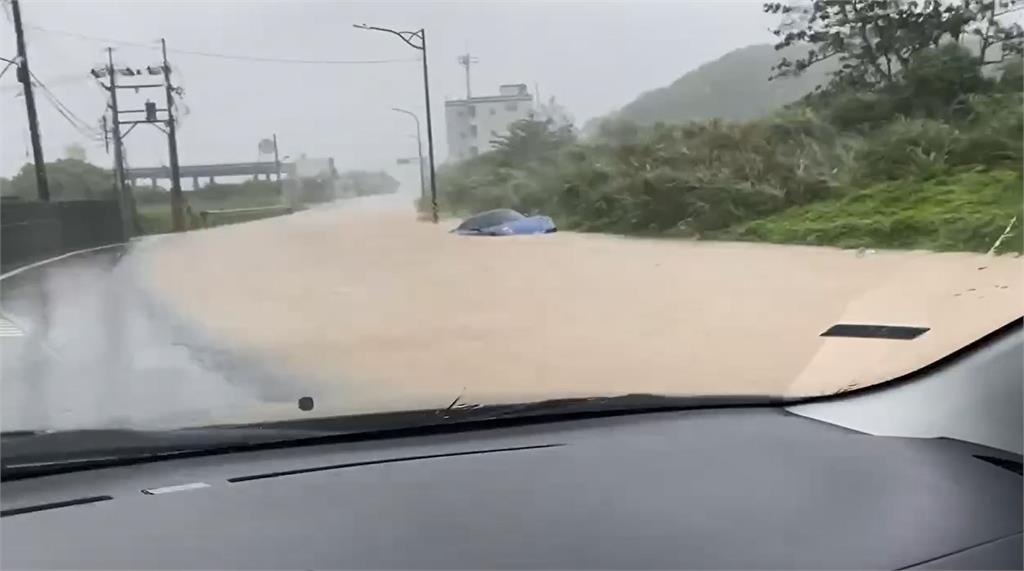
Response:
[1, 199, 124, 272]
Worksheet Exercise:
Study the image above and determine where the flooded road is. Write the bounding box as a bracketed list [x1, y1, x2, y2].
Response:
[134, 194, 1022, 421]
[3, 194, 1019, 431]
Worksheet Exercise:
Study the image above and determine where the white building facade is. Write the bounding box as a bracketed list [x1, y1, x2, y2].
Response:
[444, 84, 534, 162]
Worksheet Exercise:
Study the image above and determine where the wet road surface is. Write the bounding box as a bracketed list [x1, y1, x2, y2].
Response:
[0, 245, 313, 432]
[143, 195, 1023, 418]
[4, 194, 1021, 431]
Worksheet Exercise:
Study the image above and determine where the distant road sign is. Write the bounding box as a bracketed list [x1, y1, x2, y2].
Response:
[258, 138, 276, 154]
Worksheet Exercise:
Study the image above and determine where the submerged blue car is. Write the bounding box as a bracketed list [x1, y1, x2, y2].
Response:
[453, 209, 557, 236]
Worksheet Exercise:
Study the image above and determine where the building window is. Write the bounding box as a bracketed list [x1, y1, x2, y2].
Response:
[505, 101, 518, 112]
[469, 146, 479, 156]
[489, 108, 496, 116]
[469, 124, 478, 137]
[467, 105, 476, 118]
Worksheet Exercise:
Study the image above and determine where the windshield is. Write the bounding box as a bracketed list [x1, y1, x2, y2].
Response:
[1, 0, 1021, 438]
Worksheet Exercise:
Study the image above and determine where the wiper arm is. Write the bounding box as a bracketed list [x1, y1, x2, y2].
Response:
[433, 393, 794, 423]
[2, 394, 790, 480]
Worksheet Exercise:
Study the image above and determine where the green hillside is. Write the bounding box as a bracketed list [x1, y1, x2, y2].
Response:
[606, 44, 833, 126]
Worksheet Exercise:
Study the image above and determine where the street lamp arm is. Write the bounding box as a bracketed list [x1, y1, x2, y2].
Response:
[352, 24, 424, 50]
[355, 21, 438, 223]
[391, 106, 421, 128]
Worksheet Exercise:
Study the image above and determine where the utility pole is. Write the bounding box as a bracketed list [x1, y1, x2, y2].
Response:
[106, 47, 131, 239]
[161, 39, 185, 232]
[272, 133, 285, 203]
[11, 0, 49, 202]
[457, 52, 478, 99]
[272, 133, 281, 182]
[94, 43, 186, 233]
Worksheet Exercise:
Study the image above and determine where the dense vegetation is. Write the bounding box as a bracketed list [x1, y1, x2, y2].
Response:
[436, 1, 1023, 254]
[0, 159, 115, 201]
[135, 180, 285, 234]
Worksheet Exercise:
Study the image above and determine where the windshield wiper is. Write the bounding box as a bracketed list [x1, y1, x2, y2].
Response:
[2, 394, 789, 480]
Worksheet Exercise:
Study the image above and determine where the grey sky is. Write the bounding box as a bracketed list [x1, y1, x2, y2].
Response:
[1, 1, 774, 185]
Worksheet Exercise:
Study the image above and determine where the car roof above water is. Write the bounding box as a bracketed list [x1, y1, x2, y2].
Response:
[456, 209, 526, 231]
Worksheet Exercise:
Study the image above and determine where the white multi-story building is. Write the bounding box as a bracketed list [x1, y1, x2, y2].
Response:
[444, 84, 534, 162]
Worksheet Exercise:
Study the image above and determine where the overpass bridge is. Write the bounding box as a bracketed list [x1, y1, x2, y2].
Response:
[126, 162, 298, 189]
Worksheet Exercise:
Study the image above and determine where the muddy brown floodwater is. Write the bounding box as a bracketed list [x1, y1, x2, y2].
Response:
[141, 196, 1023, 421]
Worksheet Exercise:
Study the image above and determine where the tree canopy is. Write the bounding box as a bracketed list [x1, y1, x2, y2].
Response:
[1, 159, 114, 201]
[766, 0, 1024, 89]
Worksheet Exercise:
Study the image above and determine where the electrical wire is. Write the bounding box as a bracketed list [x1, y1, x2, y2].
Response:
[26, 24, 418, 65]
[39, 94, 103, 141]
[28, 71, 103, 140]
[31, 76, 97, 134]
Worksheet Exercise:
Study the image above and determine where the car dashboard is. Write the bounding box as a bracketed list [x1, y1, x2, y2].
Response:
[2, 323, 1021, 569]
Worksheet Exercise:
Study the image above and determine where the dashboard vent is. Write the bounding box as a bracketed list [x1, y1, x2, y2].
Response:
[227, 443, 563, 483]
[1, 495, 113, 518]
[974, 455, 1023, 476]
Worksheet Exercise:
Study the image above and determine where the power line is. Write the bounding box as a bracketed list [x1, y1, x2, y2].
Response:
[28, 70, 103, 140]
[31, 72, 97, 133]
[37, 90, 103, 141]
[25, 24, 418, 65]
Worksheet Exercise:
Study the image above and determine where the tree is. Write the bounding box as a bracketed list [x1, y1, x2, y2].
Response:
[974, 0, 1024, 65]
[489, 118, 576, 165]
[765, 0, 1023, 89]
[5, 159, 114, 201]
[532, 96, 575, 129]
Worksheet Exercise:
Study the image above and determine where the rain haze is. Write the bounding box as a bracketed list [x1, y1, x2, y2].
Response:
[0, 0, 1019, 446]
[1, 0, 775, 183]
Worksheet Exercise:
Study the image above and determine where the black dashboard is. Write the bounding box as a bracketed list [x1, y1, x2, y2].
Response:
[2, 407, 1021, 569]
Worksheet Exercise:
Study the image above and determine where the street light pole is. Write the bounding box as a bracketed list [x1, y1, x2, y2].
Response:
[354, 24, 439, 223]
[392, 107, 425, 206]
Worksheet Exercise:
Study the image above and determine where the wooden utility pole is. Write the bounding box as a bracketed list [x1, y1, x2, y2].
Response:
[11, 0, 49, 202]
[106, 48, 132, 239]
[272, 133, 281, 182]
[161, 39, 185, 232]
